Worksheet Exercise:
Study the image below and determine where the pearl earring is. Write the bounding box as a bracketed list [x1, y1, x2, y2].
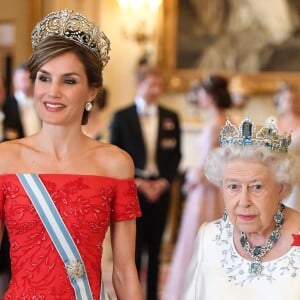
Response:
[85, 101, 93, 112]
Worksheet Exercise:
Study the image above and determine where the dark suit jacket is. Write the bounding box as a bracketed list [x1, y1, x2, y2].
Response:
[110, 104, 181, 182]
[3, 95, 24, 139]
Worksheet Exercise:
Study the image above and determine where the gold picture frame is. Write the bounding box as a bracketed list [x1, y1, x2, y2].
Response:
[159, 0, 300, 95]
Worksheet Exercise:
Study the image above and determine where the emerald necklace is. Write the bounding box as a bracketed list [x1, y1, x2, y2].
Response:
[240, 203, 285, 275]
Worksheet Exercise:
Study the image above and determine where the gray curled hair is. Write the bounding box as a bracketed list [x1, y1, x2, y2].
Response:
[204, 144, 300, 199]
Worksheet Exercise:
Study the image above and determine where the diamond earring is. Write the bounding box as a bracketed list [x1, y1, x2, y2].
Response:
[222, 208, 228, 221]
[85, 102, 93, 112]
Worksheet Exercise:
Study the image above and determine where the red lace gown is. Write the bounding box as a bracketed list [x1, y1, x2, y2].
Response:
[0, 174, 141, 299]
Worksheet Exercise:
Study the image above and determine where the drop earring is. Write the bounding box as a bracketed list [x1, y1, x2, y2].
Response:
[222, 208, 228, 221]
[85, 101, 93, 112]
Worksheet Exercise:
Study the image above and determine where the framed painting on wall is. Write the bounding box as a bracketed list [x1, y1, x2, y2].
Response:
[160, 0, 300, 94]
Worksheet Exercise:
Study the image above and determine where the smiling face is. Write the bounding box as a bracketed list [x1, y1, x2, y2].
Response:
[222, 159, 285, 236]
[34, 52, 98, 126]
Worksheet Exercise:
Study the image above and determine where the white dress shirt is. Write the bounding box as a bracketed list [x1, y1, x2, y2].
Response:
[135, 97, 159, 177]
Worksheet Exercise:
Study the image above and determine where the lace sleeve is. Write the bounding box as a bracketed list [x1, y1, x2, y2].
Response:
[111, 178, 142, 222]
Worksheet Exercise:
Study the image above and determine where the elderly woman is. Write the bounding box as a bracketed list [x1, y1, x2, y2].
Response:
[182, 117, 300, 300]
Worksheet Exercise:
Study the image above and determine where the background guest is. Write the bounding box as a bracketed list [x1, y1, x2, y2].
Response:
[3, 62, 41, 140]
[110, 65, 181, 300]
[162, 74, 232, 300]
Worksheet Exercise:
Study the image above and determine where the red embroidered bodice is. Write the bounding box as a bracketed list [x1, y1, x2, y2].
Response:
[0, 174, 141, 299]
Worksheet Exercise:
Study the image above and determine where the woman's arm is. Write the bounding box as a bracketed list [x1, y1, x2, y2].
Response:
[100, 144, 143, 298]
[110, 219, 144, 299]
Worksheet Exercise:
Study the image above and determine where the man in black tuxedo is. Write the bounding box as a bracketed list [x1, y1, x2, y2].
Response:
[110, 65, 181, 300]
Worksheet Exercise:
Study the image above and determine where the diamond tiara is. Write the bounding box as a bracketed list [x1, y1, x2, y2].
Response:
[31, 9, 110, 68]
[219, 117, 291, 153]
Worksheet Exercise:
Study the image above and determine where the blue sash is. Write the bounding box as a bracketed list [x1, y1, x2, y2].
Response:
[17, 173, 107, 300]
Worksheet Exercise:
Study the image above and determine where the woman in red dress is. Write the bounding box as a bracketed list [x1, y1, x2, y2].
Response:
[0, 9, 143, 300]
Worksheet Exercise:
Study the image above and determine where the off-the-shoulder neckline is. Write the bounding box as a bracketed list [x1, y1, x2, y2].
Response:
[0, 173, 134, 181]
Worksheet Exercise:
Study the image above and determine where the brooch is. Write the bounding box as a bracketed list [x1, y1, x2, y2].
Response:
[162, 118, 175, 130]
[66, 260, 85, 281]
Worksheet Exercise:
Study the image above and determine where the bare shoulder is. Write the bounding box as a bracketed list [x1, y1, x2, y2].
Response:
[0, 139, 24, 172]
[93, 142, 134, 179]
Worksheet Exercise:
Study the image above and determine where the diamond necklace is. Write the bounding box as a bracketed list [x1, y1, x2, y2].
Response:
[240, 203, 285, 275]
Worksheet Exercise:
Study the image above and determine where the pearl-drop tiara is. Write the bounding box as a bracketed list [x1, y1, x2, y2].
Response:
[219, 117, 291, 153]
[31, 9, 110, 68]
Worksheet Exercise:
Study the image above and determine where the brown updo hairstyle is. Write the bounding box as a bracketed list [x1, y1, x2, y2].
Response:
[200, 74, 232, 109]
[27, 36, 103, 125]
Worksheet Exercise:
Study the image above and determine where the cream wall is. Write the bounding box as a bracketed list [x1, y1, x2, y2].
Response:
[98, 1, 146, 116]
[0, 0, 40, 66]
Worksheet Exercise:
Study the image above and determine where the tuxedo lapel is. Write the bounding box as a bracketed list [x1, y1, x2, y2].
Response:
[128, 105, 146, 152]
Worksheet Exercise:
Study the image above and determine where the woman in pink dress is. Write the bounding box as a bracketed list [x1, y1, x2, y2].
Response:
[0, 9, 143, 300]
[162, 75, 232, 300]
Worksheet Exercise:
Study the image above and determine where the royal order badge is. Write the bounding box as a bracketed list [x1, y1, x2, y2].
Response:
[66, 260, 85, 281]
